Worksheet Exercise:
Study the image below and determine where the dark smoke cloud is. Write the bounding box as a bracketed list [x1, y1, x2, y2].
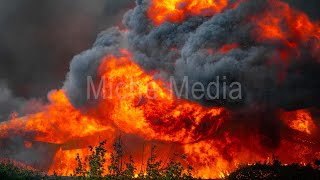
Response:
[0, 0, 133, 121]
[283, 0, 320, 20]
[0, 81, 44, 121]
[121, 0, 320, 110]
[63, 28, 128, 107]
[62, 0, 320, 110]
[0, 0, 319, 169]
[0, 81, 26, 120]
[1, 0, 318, 116]
[0, 0, 133, 98]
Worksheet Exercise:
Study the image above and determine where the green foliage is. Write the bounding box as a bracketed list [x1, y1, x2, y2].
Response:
[163, 157, 183, 179]
[122, 155, 136, 179]
[143, 146, 195, 179]
[108, 138, 123, 177]
[52, 171, 63, 180]
[73, 139, 195, 179]
[107, 137, 137, 179]
[73, 140, 107, 179]
[0, 161, 43, 180]
[146, 145, 162, 179]
[161, 153, 194, 180]
[87, 140, 107, 178]
[3, 139, 320, 179]
[74, 153, 87, 178]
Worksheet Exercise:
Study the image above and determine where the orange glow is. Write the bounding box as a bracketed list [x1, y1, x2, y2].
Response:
[47, 148, 110, 176]
[0, 50, 226, 178]
[0, 49, 319, 179]
[24, 141, 33, 149]
[254, 0, 320, 45]
[0, 1, 320, 177]
[251, 0, 320, 83]
[0, 50, 319, 178]
[147, 0, 229, 26]
[0, 90, 113, 144]
[218, 43, 239, 53]
[184, 140, 232, 178]
[97, 50, 225, 143]
[207, 43, 239, 55]
[281, 109, 316, 134]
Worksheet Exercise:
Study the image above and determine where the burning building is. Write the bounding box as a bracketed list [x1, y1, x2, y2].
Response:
[0, 0, 320, 178]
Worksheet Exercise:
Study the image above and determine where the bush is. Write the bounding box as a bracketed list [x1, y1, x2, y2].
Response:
[0, 161, 43, 180]
[227, 158, 320, 180]
[73, 140, 107, 179]
[73, 138, 195, 179]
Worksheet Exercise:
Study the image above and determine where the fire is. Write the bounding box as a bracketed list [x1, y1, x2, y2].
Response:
[218, 43, 239, 54]
[0, 48, 318, 179]
[282, 109, 316, 135]
[254, 0, 320, 46]
[250, 0, 320, 82]
[0, 90, 112, 144]
[1, 0, 320, 179]
[208, 43, 240, 55]
[48, 148, 112, 176]
[24, 141, 33, 149]
[95, 50, 226, 143]
[0, 50, 226, 177]
[147, 0, 229, 25]
[184, 140, 232, 178]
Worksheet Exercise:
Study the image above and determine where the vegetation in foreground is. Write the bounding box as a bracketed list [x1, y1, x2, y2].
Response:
[0, 161, 43, 180]
[1, 139, 320, 179]
[228, 159, 320, 180]
[72, 139, 194, 179]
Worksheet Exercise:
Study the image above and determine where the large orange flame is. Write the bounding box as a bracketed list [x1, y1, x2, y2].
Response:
[1, 0, 320, 178]
[0, 50, 228, 177]
[281, 109, 317, 135]
[97, 50, 225, 143]
[1, 50, 318, 178]
[147, 0, 229, 26]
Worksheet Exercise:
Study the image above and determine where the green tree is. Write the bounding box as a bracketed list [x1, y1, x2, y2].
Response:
[73, 140, 107, 179]
[146, 145, 162, 179]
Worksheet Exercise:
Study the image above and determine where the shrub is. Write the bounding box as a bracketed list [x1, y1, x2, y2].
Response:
[73, 140, 107, 179]
[0, 161, 43, 180]
[73, 138, 195, 179]
[145, 145, 162, 179]
[227, 158, 320, 180]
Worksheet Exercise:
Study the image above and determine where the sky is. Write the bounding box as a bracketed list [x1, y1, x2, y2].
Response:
[0, 0, 133, 98]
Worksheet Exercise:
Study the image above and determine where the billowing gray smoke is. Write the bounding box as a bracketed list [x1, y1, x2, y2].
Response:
[0, 0, 133, 98]
[0, 81, 26, 120]
[64, 0, 320, 111]
[0, 0, 133, 121]
[63, 28, 128, 107]
[1, 0, 320, 170]
[0, 81, 43, 121]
